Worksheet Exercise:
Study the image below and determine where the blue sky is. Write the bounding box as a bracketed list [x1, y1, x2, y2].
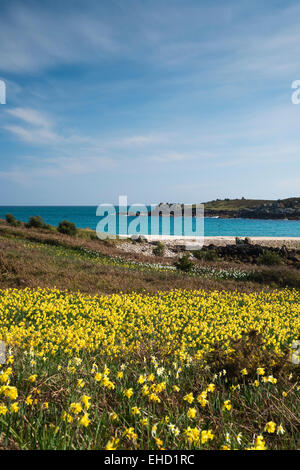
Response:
[0, 0, 300, 205]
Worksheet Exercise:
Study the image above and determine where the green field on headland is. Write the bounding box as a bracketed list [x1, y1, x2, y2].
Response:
[204, 197, 300, 219]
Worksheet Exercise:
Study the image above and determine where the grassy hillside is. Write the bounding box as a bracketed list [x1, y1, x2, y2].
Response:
[2, 218, 300, 292]
[205, 197, 300, 210]
[0, 220, 264, 294]
[204, 198, 274, 212]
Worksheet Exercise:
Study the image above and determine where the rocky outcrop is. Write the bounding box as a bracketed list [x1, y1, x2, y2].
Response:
[201, 242, 300, 265]
[238, 201, 300, 219]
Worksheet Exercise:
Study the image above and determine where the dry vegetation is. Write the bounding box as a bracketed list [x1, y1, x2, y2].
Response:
[1, 219, 300, 293]
[0, 229, 262, 295]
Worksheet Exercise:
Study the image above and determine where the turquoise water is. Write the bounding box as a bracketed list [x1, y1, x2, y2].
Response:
[1, 206, 300, 237]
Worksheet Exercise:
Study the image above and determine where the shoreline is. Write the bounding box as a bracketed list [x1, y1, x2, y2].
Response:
[119, 235, 300, 249]
[203, 236, 300, 248]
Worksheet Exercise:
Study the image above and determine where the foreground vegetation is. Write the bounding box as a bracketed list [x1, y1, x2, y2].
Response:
[0, 218, 299, 450]
[0, 287, 299, 450]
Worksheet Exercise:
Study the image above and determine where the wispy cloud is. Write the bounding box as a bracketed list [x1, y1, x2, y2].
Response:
[3, 107, 61, 144]
[149, 152, 192, 163]
[3, 125, 60, 144]
[1, 0, 300, 84]
[0, 154, 116, 185]
[3, 107, 171, 149]
[0, 2, 119, 73]
[1, 1, 300, 203]
[118, 134, 168, 147]
[148, 151, 216, 163]
[6, 107, 51, 127]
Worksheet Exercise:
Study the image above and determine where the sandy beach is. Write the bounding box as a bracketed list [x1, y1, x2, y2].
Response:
[204, 236, 300, 248]
[116, 235, 300, 258]
[120, 234, 300, 247]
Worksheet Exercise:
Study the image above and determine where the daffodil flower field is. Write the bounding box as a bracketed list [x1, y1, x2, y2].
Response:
[0, 287, 299, 450]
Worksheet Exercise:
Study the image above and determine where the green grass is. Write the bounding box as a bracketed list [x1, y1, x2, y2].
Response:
[204, 199, 274, 212]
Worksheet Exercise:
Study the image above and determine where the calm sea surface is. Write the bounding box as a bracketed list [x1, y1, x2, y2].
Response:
[1, 206, 300, 237]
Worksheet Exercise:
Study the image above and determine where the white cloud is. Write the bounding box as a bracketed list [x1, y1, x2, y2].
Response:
[149, 152, 194, 163]
[3, 107, 61, 144]
[6, 108, 51, 128]
[3, 124, 60, 145]
[0, 154, 116, 185]
[48, 155, 116, 175]
[110, 134, 169, 148]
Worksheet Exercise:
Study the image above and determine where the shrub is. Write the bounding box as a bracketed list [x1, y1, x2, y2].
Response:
[250, 267, 300, 288]
[58, 220, 77, 236]
[206, 330, 289, 383]
[174, 254, 194, 272]
[257, 249, 281, 266]
[90, 233, 99, 241]
[194, 249, 217, 262]
[153, 242, 165, 257]
[26, 215, 47, 229]
[44, 224, 56, 231]
[5, 213, 21, 227]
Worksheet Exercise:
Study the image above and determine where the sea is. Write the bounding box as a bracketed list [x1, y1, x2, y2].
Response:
[1, 206, 300, 237]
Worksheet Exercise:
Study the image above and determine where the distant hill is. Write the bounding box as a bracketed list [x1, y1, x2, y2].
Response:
[153, 198, 300, 219]
[204, 198, 274, 212]
[203, 197, 300, 219]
